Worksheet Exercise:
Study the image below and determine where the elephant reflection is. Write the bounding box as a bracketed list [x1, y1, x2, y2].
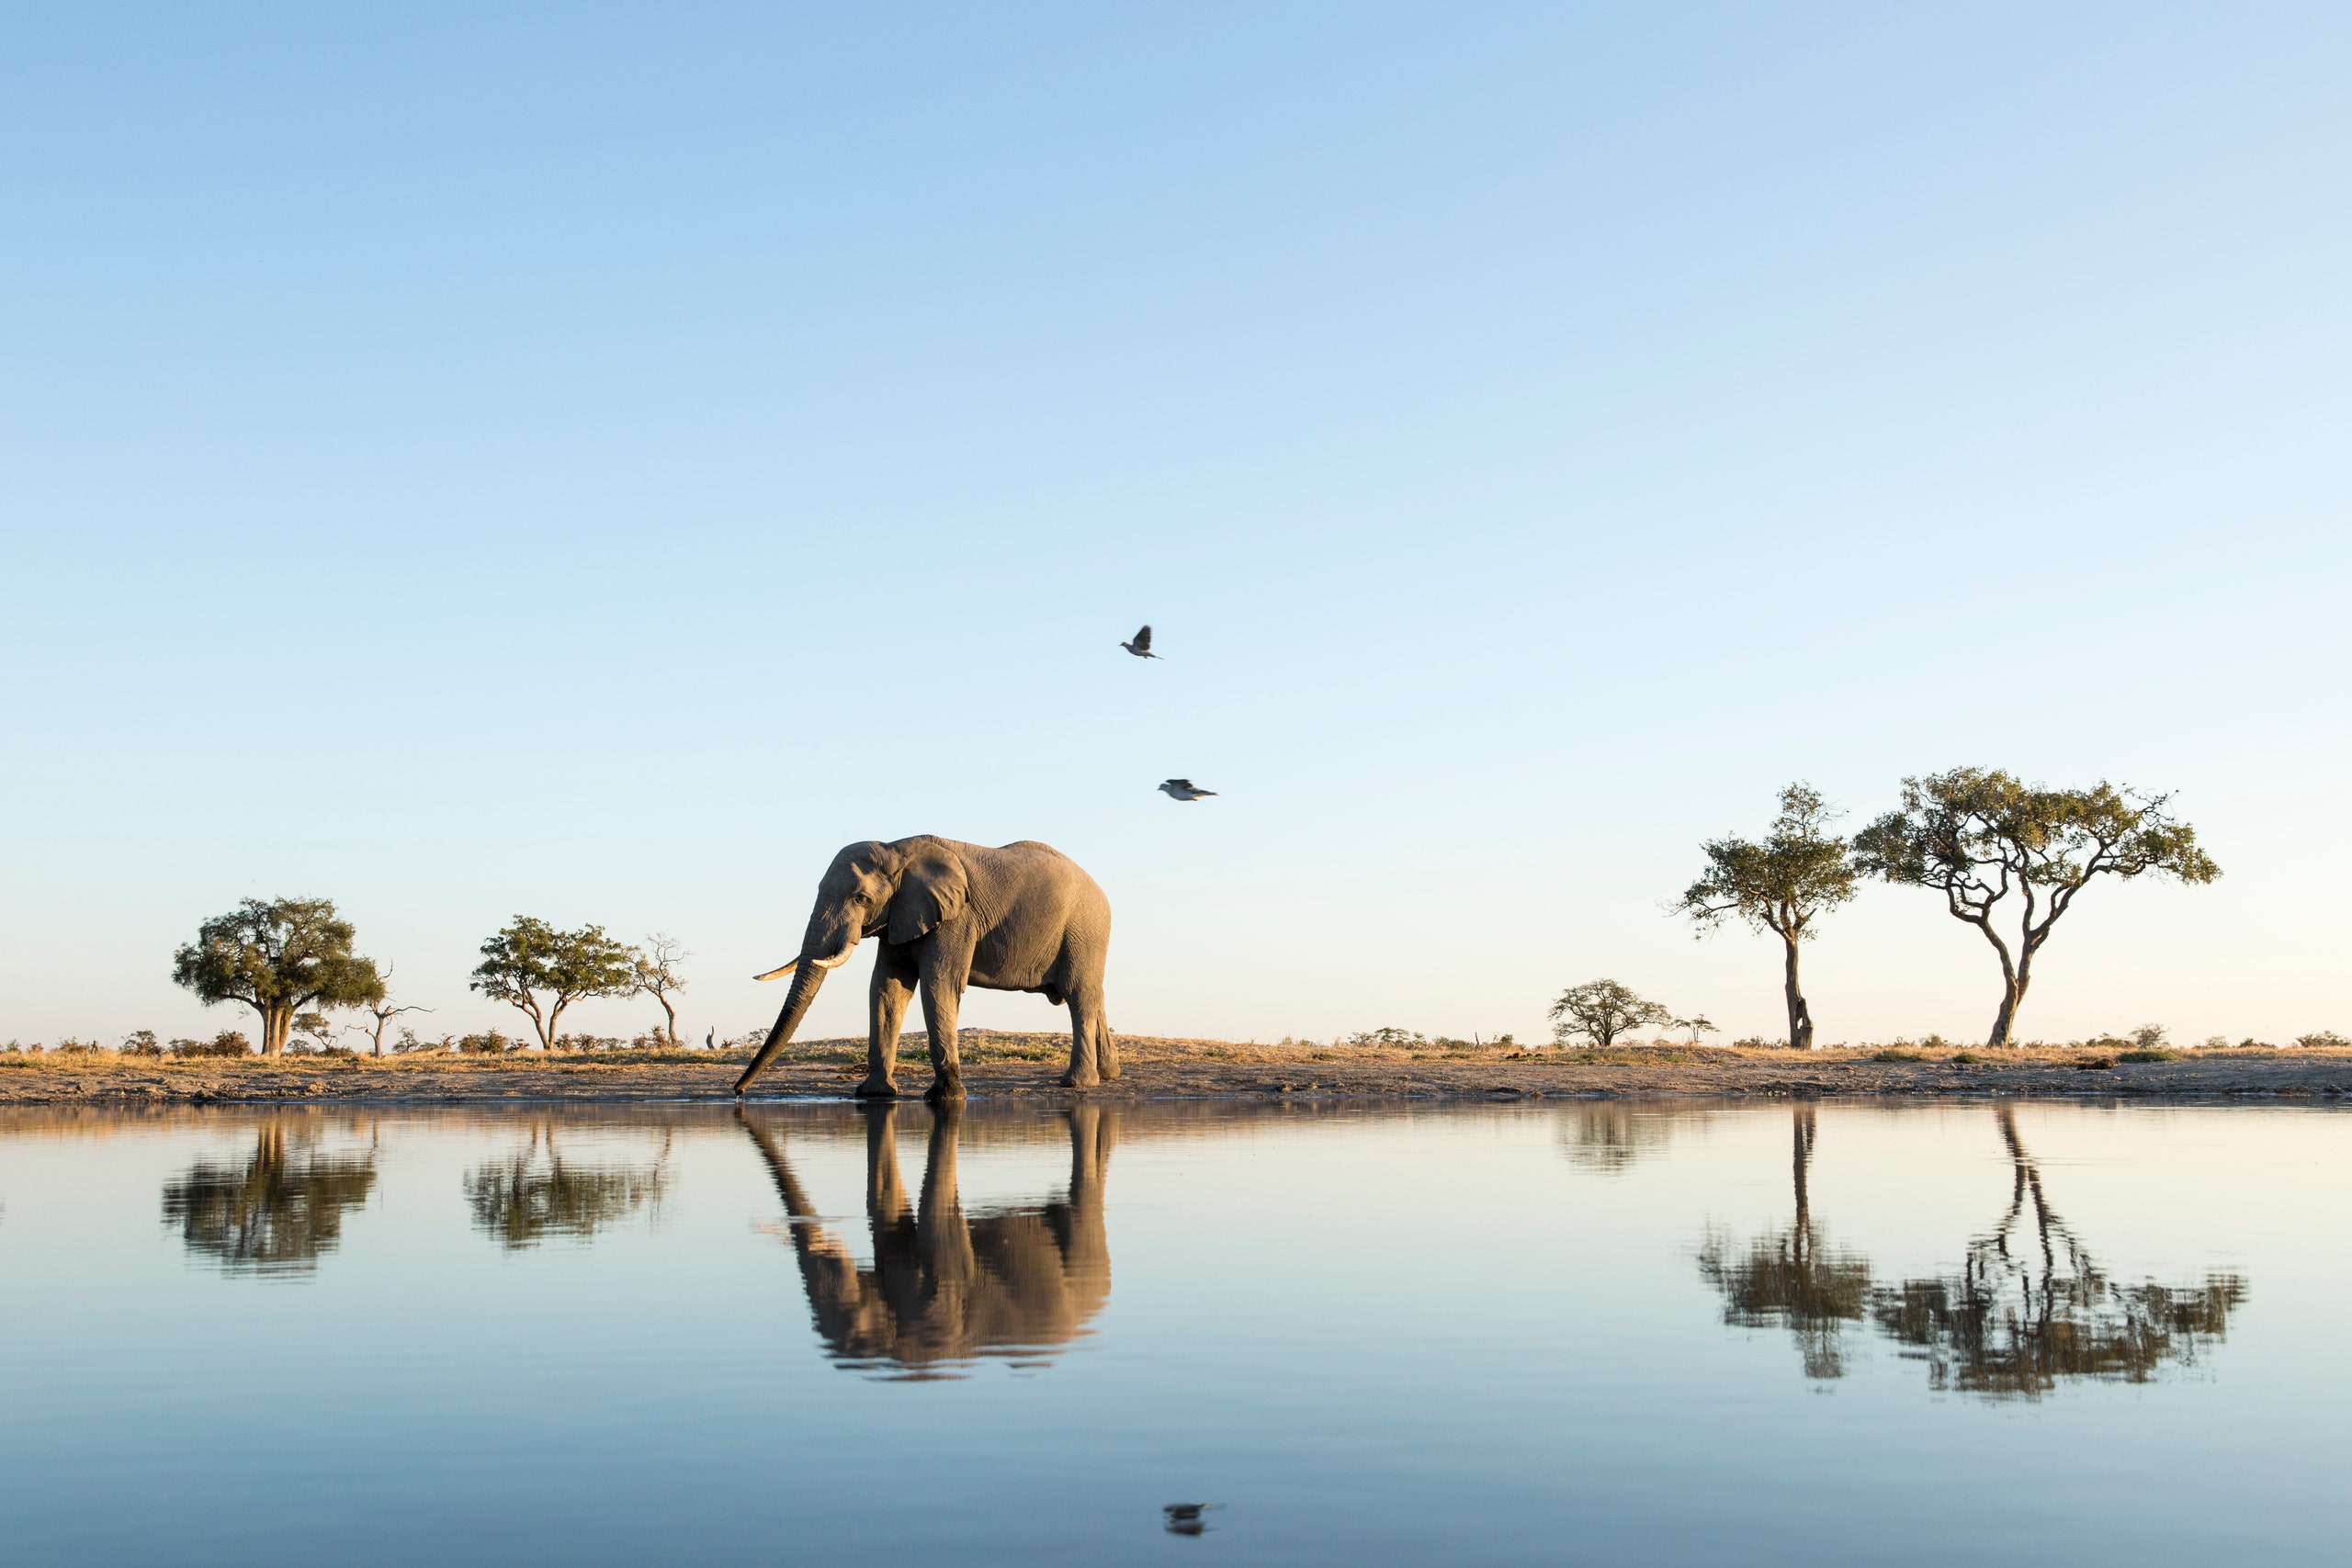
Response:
[743, 1103, 1114, 1376]
[1700, 1105, 2246, 1398]
[160, 1119, 378, 1275]
[463, 1122, 669, 1250]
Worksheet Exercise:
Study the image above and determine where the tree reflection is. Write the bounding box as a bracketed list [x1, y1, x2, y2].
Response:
[1871, 1107, 2246, 1398]
[743, 1102, 1114, 1378]
[1556, 1102, 1691, 1173]
[1698, 1105, 2247, 1398]
[160, 1120, 378, 1275]
[1695, 1108, 1870, 1377]
[463, 1122, 668, 1249]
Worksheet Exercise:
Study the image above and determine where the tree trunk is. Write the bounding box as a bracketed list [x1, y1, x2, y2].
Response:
[1988, 972, 2030, 1047]
[1972, 919, 2023, 1047]
[261, 1005, 290, 1057]
[1781, 935, 1815, 1051]
[659, 996, 677, 1047]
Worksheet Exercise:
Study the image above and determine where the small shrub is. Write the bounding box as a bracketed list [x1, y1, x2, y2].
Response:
[1917, 1033, 1953, 1052]
[175, 1031, 251, 1058]
[121, 1030, 164, 1057]
[1871, 1048, 1923, 1063]
[1347, 1027, 1427, 1048]
[53, 1038, 100, 1055]
[2075, 1055, 2116, 1070]
[2294, 1031, 2350, 1051]
[2119, 1048, 2177, 1064]
[2239, 1038, 2278, 1051]
[2080, 1033, 2132, 1052]
[1950, 1051, 1983, 1065]
[2131, 1023, 2169, 1051]
[2199, 1035, 2232, 1050]
[1732, 1036, 1770, 1050]
[458, 1032, 514, 1055]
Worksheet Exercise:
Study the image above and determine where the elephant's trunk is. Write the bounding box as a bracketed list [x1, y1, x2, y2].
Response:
[734, 961, 830, 1096]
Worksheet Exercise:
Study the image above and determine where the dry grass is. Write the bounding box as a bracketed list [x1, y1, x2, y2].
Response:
[0, 1032, 2340, 1077]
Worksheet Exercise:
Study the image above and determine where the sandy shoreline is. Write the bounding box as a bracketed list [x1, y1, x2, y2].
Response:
[5, 1035, 2350, 1106]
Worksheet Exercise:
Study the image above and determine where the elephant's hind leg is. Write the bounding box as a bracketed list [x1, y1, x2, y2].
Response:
[1062, 985, 1109, 1089]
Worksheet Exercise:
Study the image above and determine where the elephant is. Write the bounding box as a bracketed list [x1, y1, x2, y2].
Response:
[734, 835, 1117, 1099]
[741, 1101, 1115, 1374]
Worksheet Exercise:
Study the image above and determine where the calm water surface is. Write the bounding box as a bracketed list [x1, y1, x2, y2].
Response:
[3, 1099, 2345, 1564]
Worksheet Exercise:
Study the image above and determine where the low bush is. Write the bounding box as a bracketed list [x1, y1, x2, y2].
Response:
[2075, 1055, 2117, 1070]
[1949, 1051, 1983, 1065]
[175, 1031, 251, 1058]
[1871, 1048, 1924, 1063]
[458, 1032, 515, 1055]
[53, 1038, 101, 1055]
[2119, 1048, 2178, 1064]
[121, 1030, 164, 1057]
[2294, 1031, 2350, 1050]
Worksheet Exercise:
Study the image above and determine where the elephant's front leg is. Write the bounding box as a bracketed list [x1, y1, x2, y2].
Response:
[862, 946, 918, 1099]
[917, 953, 968, 1100]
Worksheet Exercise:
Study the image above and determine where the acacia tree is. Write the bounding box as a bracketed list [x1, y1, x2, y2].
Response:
[469, 918, 639, 1052]
[1678, 783, 1857, 1050]
[172, 897, 385, 1058]
[353, 964, 433, 1058]
[1550, 979, 1671, 1049]
[1850, 769, 2219, 1047]
[633, 934, 689, 1046]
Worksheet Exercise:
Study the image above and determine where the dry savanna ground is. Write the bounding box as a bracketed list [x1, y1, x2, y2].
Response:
[5, 1032, 2352, 1104]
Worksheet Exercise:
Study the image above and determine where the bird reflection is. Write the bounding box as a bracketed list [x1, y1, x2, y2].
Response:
[1163, 1503, 1220, 1535]
[463, 1122, 668, 1249]
[743, 1101, 1114, 1378]
[1698, 1104, 2247, 1398]
[160, 1119, 379, 1276]
[1695, 1107, 1870, 1378]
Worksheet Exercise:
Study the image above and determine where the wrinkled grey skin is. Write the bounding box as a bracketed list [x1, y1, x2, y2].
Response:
[735, 836, 1117, 1099]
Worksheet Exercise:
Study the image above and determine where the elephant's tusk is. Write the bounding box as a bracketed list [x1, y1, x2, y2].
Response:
[810, 945, 855, 970]
[753, 960, 798, 982]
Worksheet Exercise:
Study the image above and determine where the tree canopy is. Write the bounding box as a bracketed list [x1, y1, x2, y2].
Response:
[469, 917, 640, 1051]
[1678, 783, 1856, 1049]
[1549, 979, 1670, 1050]
[1851, 769, 2219, 1046]
[170, 897, 385, 1057]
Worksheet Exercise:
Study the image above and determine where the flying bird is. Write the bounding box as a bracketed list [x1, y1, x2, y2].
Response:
[1159, 778, 1217, 801]
[1120, 625, 1162, 659]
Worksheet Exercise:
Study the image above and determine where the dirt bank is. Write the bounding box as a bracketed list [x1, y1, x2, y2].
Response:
[5, 1035, 2350, 1105]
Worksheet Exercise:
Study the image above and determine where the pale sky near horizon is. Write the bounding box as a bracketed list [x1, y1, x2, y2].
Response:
[4, 4, 2347, 1051]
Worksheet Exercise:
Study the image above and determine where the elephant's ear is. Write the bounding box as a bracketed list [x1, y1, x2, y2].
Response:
[888, 852, 969, 944]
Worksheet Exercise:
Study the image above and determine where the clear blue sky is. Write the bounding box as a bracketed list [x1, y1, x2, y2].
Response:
[5, 4, 2346, 1049]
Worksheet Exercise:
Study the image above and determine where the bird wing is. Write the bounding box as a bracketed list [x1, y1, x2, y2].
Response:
[1166, 778, 1191, 789]
[1132, 625, 1152, 651]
